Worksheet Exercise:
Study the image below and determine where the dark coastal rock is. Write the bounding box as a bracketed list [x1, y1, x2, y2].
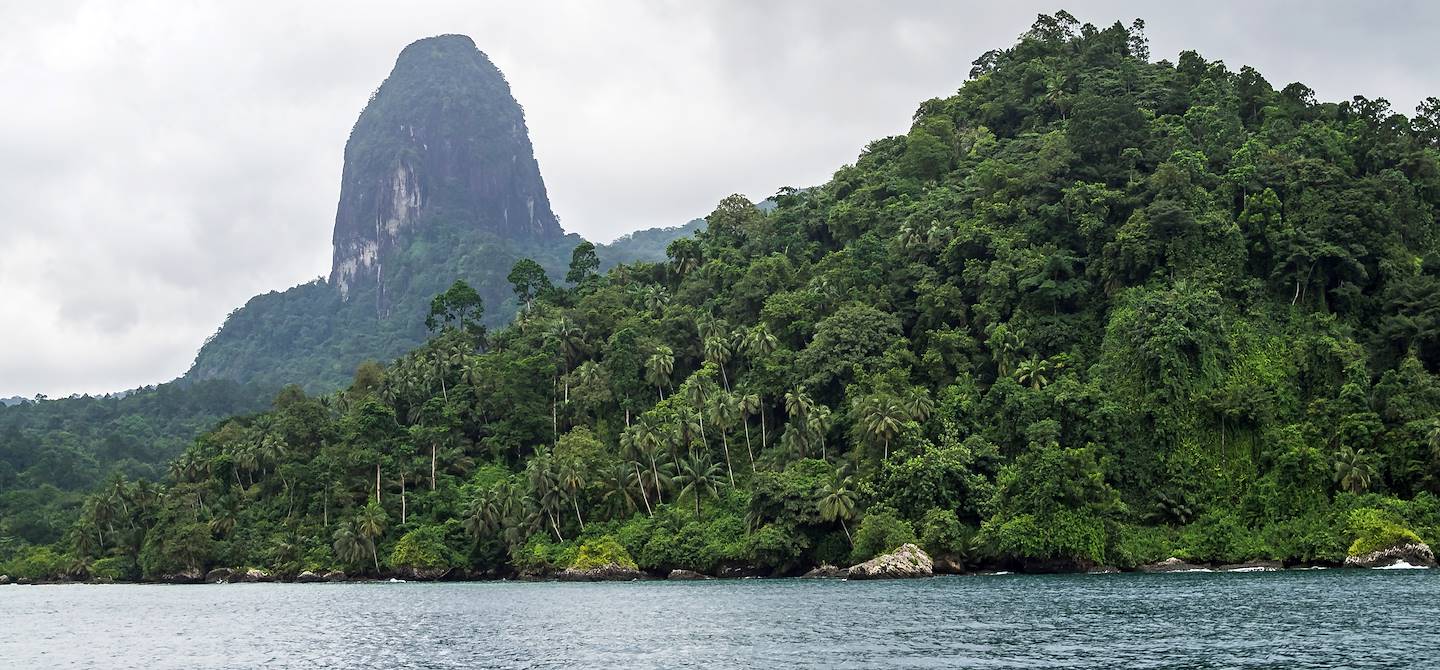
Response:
[295, 571, 322, 583]
[0, 574, 10, 585]
[1218, 560, 1283, 572]
[800, 564, 848, 579]
[715, 563, 765, 579]
[158, 568, 204, 584]
[205, 568, 233, 583]
[322, 570, 348, 582]
[394, 566, 451, 581]
[555, 564, 646, 581]
[1138, 557, 1209, 573]
[1086, 566, 1121, 574]
[230, 568, 274, 583]
[931, 556, 966, 575]
[1345, 542, 1437, 569]
[847, 544, 934, 580]
[1020, 556, 1095, 574]
[17, 577, 34, 585]
[667, 569, 711, 580]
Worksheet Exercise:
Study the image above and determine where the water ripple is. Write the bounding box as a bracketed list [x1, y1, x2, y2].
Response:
[1, 571, 1436, 668]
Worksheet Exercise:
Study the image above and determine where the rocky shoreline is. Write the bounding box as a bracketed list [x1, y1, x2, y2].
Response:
[5, 540, 1433, 586]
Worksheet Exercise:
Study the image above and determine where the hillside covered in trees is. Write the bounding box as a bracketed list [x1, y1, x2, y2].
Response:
[7, 14, 1440, 581]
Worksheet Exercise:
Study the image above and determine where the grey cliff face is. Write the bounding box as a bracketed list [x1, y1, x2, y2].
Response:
[328, 34, 563, 307]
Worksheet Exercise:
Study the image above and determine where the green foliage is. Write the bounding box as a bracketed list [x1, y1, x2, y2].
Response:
[1345, 508, 1423, 557]
[1176, 511, 1269, 563]
[90, 555, 139, 581]
[389, 524, 462, 569]
[918, 508, 974, 558]
[570, 536, 638, 570]
[850, 506, 917, 563]
[3, 545, 69, 580]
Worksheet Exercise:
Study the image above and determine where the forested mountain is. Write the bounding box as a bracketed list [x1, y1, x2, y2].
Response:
[6, 14, 1440, 582]
[0, 381, 271, 547]
[184, 35, 579, 392]
[0, 34, 699, 556]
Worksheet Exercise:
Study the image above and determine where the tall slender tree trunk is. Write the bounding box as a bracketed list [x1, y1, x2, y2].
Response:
[650, 456, 664, 504]
[431, 442, 437, 491]
[400, 473, 407, 525]
[841, 518, 853, 546]
[760, 409, 768, 449]
[572, 497, 585, 530]
[549, 512, 565, 541]
[634, 462, 652, 516]
[720, 431, 735, 486]
[375, 463, 382, 503]
[742, 420, 755, 471]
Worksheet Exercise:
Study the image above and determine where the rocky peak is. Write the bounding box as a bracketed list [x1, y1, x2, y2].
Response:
[329, 34, 563, 307]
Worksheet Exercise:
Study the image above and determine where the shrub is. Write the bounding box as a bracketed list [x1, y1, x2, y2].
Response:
[1109, 523, 1175, 568]
[389, 524, 462, 570]
[979, 508, 1108, 564]
[744, 523, 808, 568]
[6, 545, 68, 580]
[813, 530, 851, 567]
[1176, 511, 1270, 563]
[570, 536, 637, 570]
[512, 535, 574, 573]
[850, 506, 917, 563]
[918, 508, 973, 558]
[90, 555, 139, 581]
[1346, 508, 1424, 557]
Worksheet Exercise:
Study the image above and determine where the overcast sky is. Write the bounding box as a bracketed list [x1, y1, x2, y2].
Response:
[2, 1, 1437, 398]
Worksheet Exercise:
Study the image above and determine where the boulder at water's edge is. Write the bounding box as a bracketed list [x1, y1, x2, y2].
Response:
[1345, 542, 1436, 568]
[800, 564, 848, 579]
[846, 544, 933, 580]
[556, 564, 646, 581]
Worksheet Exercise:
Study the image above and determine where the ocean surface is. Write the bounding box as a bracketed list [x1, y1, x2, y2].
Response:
[1, 569, 1435, 668]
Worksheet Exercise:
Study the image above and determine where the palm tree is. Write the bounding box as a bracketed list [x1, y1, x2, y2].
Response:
[1334, 445, 1378, 494]
[546, 317, 586, 404]
[903, 388, 935, 424]
[558, 457, 586, 530]
[670, 240, 703, 276]
[737, 393, 760, 470]
[528, 452, 567, 541]
[638, 285, 669, 316]
[631, 417, 667, 505]
[704, 336, 733, 390]
[807, 404, 834, 462]
[819, 476, 858, 545]
[986, 324, 1026, 378]
[673, 452, 723, 520]
[619, 428, 654, 515]
[602, 462, 639, 519]
[744, 324, 778, 359]
[462, 493, 493, 541]
[785, 387, 813, 425]
[856, 394, 906, 460]
[645, 346, 674, 401]
[709, 392, 738, 486]
[332, 520, 366, 567]
[1014, 356, 1053, 390]
[355, 502, 388, 573]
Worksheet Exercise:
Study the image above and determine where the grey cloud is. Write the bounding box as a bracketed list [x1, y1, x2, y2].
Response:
[1, 0, 1436, 396]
